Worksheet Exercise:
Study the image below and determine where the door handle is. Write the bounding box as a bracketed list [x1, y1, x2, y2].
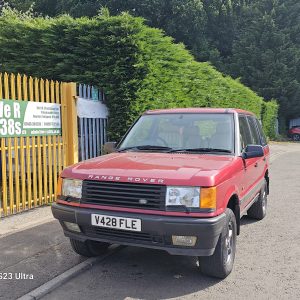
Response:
[254, 162, 258, 167]
[263, 157, 266, 162]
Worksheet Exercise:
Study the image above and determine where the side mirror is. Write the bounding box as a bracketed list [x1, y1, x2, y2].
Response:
[242, 145, 264, 159]
[103, 142, 117, 154]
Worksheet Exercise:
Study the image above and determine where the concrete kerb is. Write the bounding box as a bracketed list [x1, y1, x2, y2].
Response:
[17, 245, 123, 300]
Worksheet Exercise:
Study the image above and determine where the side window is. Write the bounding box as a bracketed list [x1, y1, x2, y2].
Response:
[255, 119, 267, 146]
[238, 115, 252, 151]
[247, 116, 261, 145]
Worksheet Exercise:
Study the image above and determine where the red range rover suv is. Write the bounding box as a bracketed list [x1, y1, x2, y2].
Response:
[52, 108, 270, 278]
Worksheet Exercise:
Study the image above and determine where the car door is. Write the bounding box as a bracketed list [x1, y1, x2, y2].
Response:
[238, 114, 259, 211]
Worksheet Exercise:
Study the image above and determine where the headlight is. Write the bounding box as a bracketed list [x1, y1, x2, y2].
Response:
[62, 179, 82, 198]
[166, 186, 200, 208]
[166, 186, 217, 209]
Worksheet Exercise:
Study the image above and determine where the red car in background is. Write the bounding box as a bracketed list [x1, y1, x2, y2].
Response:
[288, 126, 300, 141]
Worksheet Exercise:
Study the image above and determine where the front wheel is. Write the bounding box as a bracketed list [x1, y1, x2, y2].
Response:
[198, 208, 237, 279]
[70, 239, 110, 257]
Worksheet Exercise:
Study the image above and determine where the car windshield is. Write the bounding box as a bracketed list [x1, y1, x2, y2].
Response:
[119, 113, 235, 153]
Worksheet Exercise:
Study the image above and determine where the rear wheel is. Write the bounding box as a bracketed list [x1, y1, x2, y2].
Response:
[198, 208, 237, 279]
[247, 180, 267, 220]
[292, 134, 300, 141]
[70, 239, 110, 257]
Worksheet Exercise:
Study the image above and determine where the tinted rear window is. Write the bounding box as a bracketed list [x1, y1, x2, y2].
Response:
[238, 115, 252, 151]
[247, 116, 261, 145]
[255, 118, 267, 146]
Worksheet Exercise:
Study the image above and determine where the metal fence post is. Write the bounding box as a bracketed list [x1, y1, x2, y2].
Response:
[62, 82, 78, 166]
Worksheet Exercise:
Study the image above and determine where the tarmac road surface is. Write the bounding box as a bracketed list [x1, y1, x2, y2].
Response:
[42, 145, 300, 300]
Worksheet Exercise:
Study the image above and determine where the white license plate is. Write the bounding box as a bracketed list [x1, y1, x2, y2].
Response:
[91, 214, 142, 232]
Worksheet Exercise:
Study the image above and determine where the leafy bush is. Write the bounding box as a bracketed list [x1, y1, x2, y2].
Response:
[261, 100, 278, 139]
[0, 7, 278, 140]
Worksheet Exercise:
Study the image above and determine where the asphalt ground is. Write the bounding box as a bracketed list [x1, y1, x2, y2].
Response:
[0, 143, 299, 300]
[44, 145, 300, 300]
[0, 221, 86, 300]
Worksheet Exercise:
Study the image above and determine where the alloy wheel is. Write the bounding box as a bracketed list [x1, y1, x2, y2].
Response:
[225, 222, 234, 264]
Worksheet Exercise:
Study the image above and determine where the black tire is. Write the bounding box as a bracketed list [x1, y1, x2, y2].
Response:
[292, 134, 300, 141]
[247, 180, 267, 220]
[198, 208, 237, 279]
[70, 239, 110, 257]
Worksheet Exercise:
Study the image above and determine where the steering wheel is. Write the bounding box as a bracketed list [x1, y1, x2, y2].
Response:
[155, 136, 168, 147]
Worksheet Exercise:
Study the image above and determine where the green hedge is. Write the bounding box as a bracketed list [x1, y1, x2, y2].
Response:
[132, 26, 265, 122]
[0, 8, 278, 140]
[261, 100, 278, 139]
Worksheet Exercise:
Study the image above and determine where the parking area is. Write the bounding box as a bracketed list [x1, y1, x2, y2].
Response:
[45, 144, 300, 299]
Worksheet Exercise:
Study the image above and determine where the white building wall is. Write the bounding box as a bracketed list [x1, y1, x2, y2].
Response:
[289, 118, 300, 128]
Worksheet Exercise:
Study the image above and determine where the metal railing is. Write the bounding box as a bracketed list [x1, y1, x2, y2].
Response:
[77, 84, 108, 161]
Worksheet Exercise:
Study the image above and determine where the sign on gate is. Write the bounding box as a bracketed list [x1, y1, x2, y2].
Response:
[0, 99, 61, 137]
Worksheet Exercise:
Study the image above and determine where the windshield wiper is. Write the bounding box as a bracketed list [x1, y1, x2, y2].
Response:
[117, 145, 173, 152]
[168, 147, 232, 154]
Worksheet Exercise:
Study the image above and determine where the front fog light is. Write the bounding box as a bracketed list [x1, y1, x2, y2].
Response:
[172, 235, 197, 247]
[64, 222, 81, 233]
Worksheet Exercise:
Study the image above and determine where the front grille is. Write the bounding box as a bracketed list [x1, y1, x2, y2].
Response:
[83, 226, 153, 243]
[81, 180, 166, 210]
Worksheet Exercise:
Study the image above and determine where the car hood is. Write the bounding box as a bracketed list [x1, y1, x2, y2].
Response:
[62, 152, 240, 186]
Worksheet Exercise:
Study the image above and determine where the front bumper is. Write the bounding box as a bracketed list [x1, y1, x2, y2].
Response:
[52, 203, 226, 256]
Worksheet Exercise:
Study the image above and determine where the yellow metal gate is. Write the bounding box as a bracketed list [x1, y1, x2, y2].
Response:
[0, 72, 78, 217]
